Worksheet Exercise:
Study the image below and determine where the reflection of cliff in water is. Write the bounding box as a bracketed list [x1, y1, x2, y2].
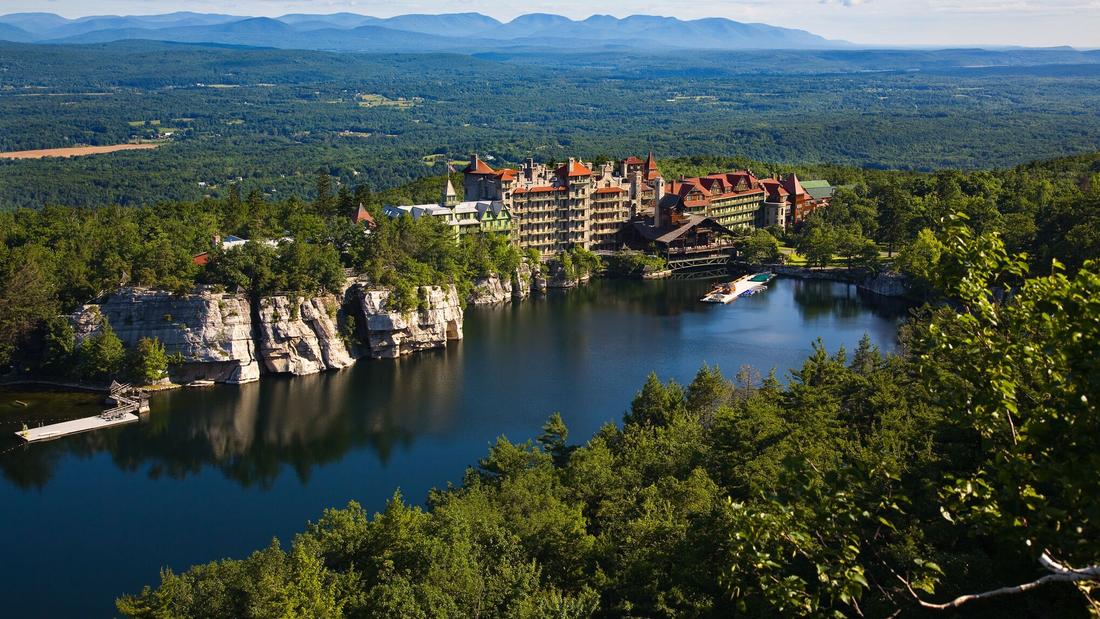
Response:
[792, 279, 912, 322]
[0, 344, 466, 489]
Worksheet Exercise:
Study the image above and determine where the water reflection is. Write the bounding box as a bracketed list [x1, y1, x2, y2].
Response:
[0, 277, 910, 491]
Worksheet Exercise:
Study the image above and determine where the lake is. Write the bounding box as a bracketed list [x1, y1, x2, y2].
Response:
[0, 277, 910, 617]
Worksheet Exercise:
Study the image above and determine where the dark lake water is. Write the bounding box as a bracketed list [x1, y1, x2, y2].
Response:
[0, 277, 910, 617]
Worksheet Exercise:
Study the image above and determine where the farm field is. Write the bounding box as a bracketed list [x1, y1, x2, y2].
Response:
[0, 143, 160, 159]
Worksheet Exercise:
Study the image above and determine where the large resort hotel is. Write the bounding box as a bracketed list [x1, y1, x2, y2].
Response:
[384, 153, 831, 255]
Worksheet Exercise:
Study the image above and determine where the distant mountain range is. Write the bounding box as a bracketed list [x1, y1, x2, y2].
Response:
[0, 11, 849, 52]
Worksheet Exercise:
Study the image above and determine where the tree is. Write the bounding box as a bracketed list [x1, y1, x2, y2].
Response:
[129, 337, 168, 385]
[894, 228, 945, 295]
[797, 223, 837, 268]
[625, 372, 685, 427]
[739, 229, 781, 264]
[0, 244, 58, 369]
[908, 227, 1100, 610]
[79, 319, 125, 380]
[313, 171, 336, 217]
[874, 184, 913, 256]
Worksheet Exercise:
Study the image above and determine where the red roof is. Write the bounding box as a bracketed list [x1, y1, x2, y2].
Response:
[644, 151, 662, 180]
[192, 252, 210, 266]
[497, 168, 517, 181]
[355, 203, 377, 227]
[623, 156, 644, 165]
[463, 155, 496, 175]
[555, 160, 592, 178]
[594, 186, 624, 194]
[781, 173, 805, 197]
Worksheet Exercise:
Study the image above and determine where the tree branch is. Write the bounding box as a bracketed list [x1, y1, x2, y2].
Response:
[899, 552, 1100, 611]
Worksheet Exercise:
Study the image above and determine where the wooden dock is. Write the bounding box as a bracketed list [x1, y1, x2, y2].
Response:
[14, 381, 148, 443]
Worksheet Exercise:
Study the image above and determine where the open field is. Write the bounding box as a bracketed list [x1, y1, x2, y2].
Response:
[0, 143, 160, 160]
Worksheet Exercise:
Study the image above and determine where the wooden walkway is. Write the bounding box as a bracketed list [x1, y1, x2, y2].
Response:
[14, 381, 148, 443]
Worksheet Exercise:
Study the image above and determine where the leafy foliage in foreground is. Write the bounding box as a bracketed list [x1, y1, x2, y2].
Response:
[117, 230, 1100, 617]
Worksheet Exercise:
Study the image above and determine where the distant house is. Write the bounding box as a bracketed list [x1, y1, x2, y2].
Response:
[192, 252, 210, 266]
[220, 235, 249, 250]
[354, 203, 377, 228]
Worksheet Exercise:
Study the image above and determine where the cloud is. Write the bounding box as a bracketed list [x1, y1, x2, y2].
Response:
[821, 0, 866, 6]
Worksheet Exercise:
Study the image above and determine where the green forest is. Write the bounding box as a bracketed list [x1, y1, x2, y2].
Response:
[114, 225, 1100, 616]
[2, 37, 1100, 618]
[2, 149, 1099, 380]
[1, 41, 1099, 208]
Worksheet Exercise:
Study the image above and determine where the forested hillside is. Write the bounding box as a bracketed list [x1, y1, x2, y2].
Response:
[114, 225, 1100, 616]
[1, 42, 1099, 208]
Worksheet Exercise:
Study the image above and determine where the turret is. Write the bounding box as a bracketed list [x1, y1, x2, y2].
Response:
[441, 175, 458, 207]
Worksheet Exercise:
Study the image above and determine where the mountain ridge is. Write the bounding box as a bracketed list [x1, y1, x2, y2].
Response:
[0, 11, 848, 52]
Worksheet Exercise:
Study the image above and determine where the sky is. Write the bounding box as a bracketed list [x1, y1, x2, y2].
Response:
[6, 0, 1100, 48]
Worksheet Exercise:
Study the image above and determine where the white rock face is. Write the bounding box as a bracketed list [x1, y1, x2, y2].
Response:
[468, 274, 512, 305]
[255, 294, 355, 375]
[71, 287, 260, 384]
[468, 262, 535, 305]
[355, 284, 463, 358]
[512, 262, 533, 300]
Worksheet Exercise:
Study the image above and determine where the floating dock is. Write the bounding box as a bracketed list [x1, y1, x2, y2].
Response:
[16, 410, 140, 442]
[700, 272, 776, 303]
[14, 381, 147, 443]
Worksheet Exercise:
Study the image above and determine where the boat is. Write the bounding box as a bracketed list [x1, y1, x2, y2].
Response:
[186, 379, 216, 388]
[701, 283, 738, 303]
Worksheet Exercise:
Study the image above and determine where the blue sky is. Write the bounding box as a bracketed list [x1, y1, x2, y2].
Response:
[10, 0, 1100, 48]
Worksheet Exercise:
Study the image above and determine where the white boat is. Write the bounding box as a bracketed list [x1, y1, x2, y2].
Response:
[186, 379, 215, 388]
[701, 283, 738, 303]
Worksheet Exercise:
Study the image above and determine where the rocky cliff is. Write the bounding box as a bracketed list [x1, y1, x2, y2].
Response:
[859, 271, 910, 298]
[354, 284, 463, 358]
[512, 262, 533, 300]
[468, 273, 512, 305]
[468, 262, 535, 305]
[255, 294, 355, 375]
[534, 267, 590, 291]
[71, 287, 260, 384]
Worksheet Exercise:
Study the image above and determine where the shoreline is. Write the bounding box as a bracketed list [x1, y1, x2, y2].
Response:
[5, 269, 911, 395]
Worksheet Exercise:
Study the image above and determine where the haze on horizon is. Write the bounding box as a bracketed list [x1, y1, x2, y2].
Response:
[5, 0, 1099, 49]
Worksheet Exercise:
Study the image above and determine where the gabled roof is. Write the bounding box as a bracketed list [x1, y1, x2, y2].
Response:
[643, 151, 662, 180]
[632, 215, 736, 245]
[355, 203, 376, 226]
[594, 186, 624, 194]
[555, 160, 592, 178]
[782, 172, 805, 197]
[463, 154, 496, 175]
[623, 155, 644, 165]
[497, 168, 517, 182]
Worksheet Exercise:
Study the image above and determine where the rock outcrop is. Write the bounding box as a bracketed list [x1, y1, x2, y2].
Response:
[468, 274, 512, 305]
[512, 262, 533, 300]
[71, 287, 260, 384]
[468, 262, 535, 305]
[859, 271, 910, 298]
[255, 294, 355, 375]
[354, 284, 463, 358]
[534, 265, 590, 291]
